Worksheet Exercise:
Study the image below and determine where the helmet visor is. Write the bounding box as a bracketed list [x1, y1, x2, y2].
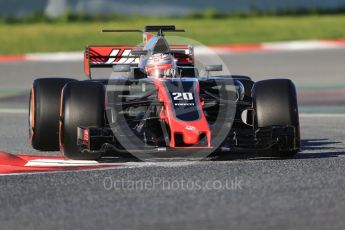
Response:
[146, 64, 172, 78]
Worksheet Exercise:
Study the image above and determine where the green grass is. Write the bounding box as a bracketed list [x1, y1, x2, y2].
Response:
[0, 15, 345, 54]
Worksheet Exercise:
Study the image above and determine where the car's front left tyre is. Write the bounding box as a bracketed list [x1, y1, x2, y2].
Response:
[253, 79, 300, 157]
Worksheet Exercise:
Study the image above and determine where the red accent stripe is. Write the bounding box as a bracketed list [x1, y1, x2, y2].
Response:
[0, 55, 26, 62]
[0, 151, 116, 175]
[321, 39, 345, 46]
[211, 44, 263, 52]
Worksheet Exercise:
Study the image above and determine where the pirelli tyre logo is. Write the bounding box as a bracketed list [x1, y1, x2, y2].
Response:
[91, 49, 140, 65]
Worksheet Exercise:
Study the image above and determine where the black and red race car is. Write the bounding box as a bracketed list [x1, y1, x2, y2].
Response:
[29, 25, 300, 160]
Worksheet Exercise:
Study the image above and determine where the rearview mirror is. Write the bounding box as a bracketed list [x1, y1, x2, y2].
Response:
[205, 64, 223, 72]
[112, 65, 130, 72]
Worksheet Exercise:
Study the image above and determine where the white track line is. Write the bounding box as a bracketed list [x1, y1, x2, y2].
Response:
[0, 160, 197, 176]
[25, 159, 113, 167]
[24, 159, 156, 167]
[24, 158, 195, 167]
[263, 40, 342, 51]
[25, 52, 83, 62]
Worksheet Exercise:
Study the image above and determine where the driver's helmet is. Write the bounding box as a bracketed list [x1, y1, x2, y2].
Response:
[145, 53, 176, 78]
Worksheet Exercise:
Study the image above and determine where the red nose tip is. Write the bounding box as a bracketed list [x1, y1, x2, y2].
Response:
[183, 128, 200, 145]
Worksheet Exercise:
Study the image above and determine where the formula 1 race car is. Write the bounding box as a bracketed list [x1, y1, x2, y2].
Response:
[29, 25, 300, 160]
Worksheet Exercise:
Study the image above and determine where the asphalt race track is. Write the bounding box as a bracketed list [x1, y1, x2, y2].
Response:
[1, 48, 345, 230]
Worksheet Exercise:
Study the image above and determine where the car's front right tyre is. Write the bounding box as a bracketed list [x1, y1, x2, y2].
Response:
[59, 81, 105, 160]
[29, 78, 76, 151]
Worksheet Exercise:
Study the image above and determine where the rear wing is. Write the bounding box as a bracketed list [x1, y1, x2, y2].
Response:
[84, 45, 194, 78]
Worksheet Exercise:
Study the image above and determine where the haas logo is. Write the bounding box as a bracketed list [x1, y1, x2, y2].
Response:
[104, 49, 139, 64]
[185, 126, 196, 131]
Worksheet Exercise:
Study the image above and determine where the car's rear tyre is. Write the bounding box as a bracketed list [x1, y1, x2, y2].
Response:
[253, 79, 300, 157]
[60, 81, 105, 160]
[29, 78, 76, 151]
